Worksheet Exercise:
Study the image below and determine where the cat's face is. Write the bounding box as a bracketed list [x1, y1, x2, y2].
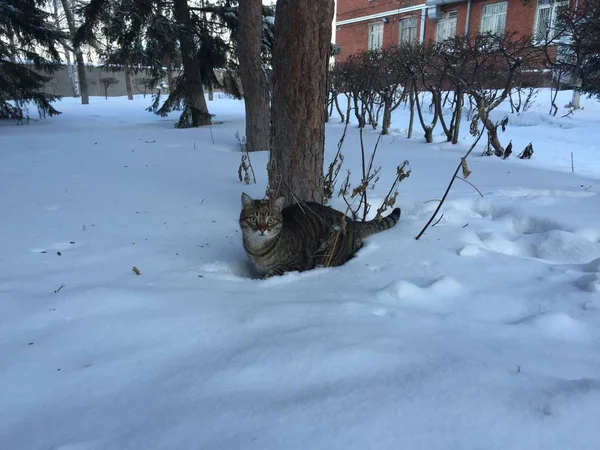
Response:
[240, 193, 285, 240]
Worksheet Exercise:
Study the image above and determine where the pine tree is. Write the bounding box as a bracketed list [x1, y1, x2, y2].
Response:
[546, 0, 600, 106]
[76, 0, 236, 127]
[268, 0, 336, 204]
[0, 0, 65, 119]
[238, 0, 271, 152]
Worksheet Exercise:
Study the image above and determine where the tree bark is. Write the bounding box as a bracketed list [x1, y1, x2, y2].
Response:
[407, 89, 415, 139]
[382, 93, 392, 135]
[571, 76, 582, 109]
[269, 0, 334, 205]
[125, 69, 133, 100]
[238, 0, 271, 152]
[51, 0, 77, 97]
[60, 0, 89, 104]
[167, 64, 175, 93]
[173, 0, 211, 126]
[451, 90, 462, 145]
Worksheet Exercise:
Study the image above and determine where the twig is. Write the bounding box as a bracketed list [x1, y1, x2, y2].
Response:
[325, 205, 352, 268]
[431, 214, 444, 227]
[54, 283, 65, 294]
[209, 126, 215, 145]
[455, 176, 484, 198]
[416, 126, 486, 240]
[571, 152, 574, 173]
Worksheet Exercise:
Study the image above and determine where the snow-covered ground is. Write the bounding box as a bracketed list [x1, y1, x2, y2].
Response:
[1, 91, 599, 449]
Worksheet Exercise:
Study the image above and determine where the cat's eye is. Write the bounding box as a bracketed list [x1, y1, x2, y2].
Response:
[267, 217, 275, 225]
[249, 217, 258, 223]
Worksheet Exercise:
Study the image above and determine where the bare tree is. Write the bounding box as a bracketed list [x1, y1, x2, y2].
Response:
[51, 0, 78, 98]
[99, 77, 119, 99]
[238, 0, 270, 152]
[268, 0, 335, 205]
[444, 33, 541, 157]
[59, 0, 89, 104]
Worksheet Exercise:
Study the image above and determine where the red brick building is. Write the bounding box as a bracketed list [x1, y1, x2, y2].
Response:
[335, 0, 571, 60]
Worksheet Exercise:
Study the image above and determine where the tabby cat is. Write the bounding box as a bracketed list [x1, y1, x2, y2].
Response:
[239, 193, 401, 278]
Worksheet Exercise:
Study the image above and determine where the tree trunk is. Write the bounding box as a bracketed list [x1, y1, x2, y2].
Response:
[571, 76, 582, 109]
[434, 89, 453, 141]
[269, 0, 334, 205]
[334, 93, 345, 123]
[238, 0, 271, 152]
[353, 94, 365, 128]
[407, 89, 415, 139]
[382, 94, 392, 135]
[59, 0, 89, 104]
[478, 104, 504, 157]
[65, 53, 79, 98]
[452, 90, 462, 145]
[125, 69, 133, 100]
[51, 0, 78, 98]
[173, 0, 211, 126]
[167, 65, 175, 93]
[344, 93, 351, 125]
[414, 82, 437, 143]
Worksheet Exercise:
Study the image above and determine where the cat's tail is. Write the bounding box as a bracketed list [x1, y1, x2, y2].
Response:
[357, 207, 401, 238]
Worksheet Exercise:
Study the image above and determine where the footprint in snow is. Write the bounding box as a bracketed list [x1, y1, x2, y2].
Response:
[374, 275, 465, 315]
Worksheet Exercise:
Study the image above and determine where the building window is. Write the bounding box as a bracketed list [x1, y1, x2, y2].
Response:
[399, 17, 417, 44]
[368, 23, 384, 50]
[436, 11, 457, 41]
[481, 2, 507, 34]
[534, 0, 567, 41]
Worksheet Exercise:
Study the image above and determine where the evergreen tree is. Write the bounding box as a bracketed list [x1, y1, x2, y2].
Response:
[268, 0, 336, 205]
[76, 0, 274, 128]
[237, 0, 271, 152]
[0, 0, 65, 119]
[546, 0, 600, 107]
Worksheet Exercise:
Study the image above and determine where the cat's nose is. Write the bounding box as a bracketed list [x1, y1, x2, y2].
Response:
[257, 223, 267, 233]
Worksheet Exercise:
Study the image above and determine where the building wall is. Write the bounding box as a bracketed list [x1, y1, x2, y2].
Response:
[337, 0, 419, 21]
[336, 0, 575, 59]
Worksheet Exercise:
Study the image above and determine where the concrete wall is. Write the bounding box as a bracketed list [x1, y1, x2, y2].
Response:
[34, 64, 168, 98]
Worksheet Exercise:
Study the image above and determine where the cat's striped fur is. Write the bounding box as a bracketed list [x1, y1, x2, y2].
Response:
[240, 193, 401, 278]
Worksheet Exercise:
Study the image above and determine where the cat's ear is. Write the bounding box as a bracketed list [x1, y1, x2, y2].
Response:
[241, 192, 254, 208]
[273, 196, 286, 210]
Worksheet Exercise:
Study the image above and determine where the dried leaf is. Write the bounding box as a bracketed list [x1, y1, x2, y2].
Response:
[502, 141, 513, 159]
[132, 266, 141, 275]
[518, 142, 534, 159]
[460, 157, 472, 179]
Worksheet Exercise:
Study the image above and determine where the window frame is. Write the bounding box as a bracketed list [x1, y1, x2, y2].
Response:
[533, 0, 568, 41]
[399, 17, 418, 44]
[368, 22, 384, 50]
[436, 11, 458, 41]
[480, 1, 508, 35]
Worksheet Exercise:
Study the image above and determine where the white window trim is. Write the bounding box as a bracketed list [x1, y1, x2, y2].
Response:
[533, 0, 568, 42]
[480, 2, 507, 35]
[399, 17, 417, 44]
[436, 11, 458, 41]
[368, 23, 384, 50]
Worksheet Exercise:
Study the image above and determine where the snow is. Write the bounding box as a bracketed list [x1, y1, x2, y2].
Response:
[1, 90, 600, 449]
